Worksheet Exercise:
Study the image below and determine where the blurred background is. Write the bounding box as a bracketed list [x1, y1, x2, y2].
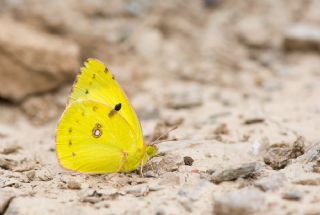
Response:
[0, 0, 320, 214]
[0, 0, 319, 136]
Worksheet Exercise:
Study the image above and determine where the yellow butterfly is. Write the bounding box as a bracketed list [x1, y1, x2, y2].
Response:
[56, 59, 157, 173]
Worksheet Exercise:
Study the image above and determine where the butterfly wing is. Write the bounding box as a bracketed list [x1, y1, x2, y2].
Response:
[68, 58, 143, 147]
[56, 100, 143, 173]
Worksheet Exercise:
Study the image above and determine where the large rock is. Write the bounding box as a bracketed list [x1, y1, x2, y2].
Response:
[0, 18, 79, 101]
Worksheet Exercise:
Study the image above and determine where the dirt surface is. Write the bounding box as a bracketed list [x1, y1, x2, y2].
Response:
[1, 0, 320, 214]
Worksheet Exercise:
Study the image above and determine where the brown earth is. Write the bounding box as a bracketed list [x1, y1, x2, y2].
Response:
[1, 0, 320, 214]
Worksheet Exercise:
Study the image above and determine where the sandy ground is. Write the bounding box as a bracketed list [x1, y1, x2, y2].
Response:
[1, 0, 320, 214]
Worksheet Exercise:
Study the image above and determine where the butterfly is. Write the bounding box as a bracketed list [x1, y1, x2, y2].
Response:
[56, 59, 157, 173]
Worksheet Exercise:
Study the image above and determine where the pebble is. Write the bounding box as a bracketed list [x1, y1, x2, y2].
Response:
[178, 181, 211, 201]
[213, 188, 266, 215]
[214, 123, 229, 135]
[166, 87, 202, 109]
[263, 143, 291, 170]
[36, 169, 53, 181]
[284, 24, 320, 51]
[0, 190, 15, 214]
[293, 177, 320, 186]
[0, 144, 21, 155]
[183, 156, 194, 166]
[254, 173, 286, 192]
[211, 162, 261, 184]
[67, 180, 82, 190]
[144, 171, 158, 178]
[243, 118, 265, 125]
[282, 191, 302, 201]
[0, 157, 17, 170]
[264, 136, 305, 170]
[80, 196, 101, 204]
[148, 184, 164, 192]
[159, 172, 181, 186]
[235, 16, 271, 48]
[25, 170, 36, 181]
[123, 184, 149, 197]
[312, 160, 320, 173]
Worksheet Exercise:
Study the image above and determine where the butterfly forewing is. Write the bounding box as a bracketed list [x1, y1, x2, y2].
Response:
[68, 59, 143, 146]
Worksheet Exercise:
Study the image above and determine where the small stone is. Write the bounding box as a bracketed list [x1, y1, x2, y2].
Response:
[243, 118, 265, 125]
[67, 180, 81, 190]
[203, 0, 221, 8]
[284, 24, 320, 52]
[178, 181, 211, 202]
[163, 116, 184, 127]
[159, 172, 181, 186]
[290, 136, 305, 159]
[25, 170, 36, 181]
[123, 184, 149, 197]
[183, 156, 194, 166]
[254, 173, 286, 192]
[282, 191, 302, 201]
[1, 178, 19, 188]
[236, 16, 272, 48]
[80, 196, 101, 204]
[312, 160, 320, 173]
[13, 182, 21, 188]
[263, 143, 291, 170]
[13, 161, 36, 172]
[36, 170, 53, 181]
[1, 144, 21, 155]
[214, 188, 266, 215]
[144, 171, 157, 178]
[295, 141, 320, 163]
[166, 87, 202, 109]
[79, 189, 103, 204]
[264, 137, 305, 170]
[0, 190, 15, 214]
[0, 157, 17, 170]
[251, 137, 270, 155]
[214, 123, 229, 135]
[148, 184, 164, 192]
[211, 162, 261, 184]
[293, 177, 320, 186]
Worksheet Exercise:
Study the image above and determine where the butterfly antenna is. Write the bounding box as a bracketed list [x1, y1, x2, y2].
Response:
[150, 126, 178, 146]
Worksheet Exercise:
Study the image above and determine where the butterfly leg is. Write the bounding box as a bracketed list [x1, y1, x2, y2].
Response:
[139, 159, 145, 177]
[116, 152, 128, 173]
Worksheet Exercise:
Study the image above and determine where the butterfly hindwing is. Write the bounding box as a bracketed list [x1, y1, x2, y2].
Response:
[56, 100, 143, 173]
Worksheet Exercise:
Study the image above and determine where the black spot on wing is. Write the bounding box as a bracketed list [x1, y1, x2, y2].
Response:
[114, 103, 121, 111]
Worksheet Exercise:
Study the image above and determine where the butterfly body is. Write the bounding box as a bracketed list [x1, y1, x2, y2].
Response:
[56, 59, 156, 173]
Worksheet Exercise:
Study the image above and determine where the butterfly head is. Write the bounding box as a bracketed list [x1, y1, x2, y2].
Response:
[146, 145, 158, 157]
